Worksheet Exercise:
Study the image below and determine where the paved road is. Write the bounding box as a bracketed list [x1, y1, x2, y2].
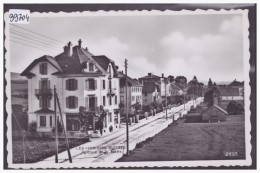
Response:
[35, 98, 203, 165]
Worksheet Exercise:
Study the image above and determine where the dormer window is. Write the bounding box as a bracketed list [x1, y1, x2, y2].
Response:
[89, 63, 94, 72]
[39, 63, 47, 75]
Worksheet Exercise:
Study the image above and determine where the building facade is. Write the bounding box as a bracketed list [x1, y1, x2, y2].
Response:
[142, 81, 160, 106]
[119, 73, 143, 115]
[218, 87, 244, 101]
[21, 40, 121, 134]
[139, 73, 170, 104]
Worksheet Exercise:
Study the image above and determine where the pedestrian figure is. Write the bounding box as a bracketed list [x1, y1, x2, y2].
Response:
[98, 111, 106, 135]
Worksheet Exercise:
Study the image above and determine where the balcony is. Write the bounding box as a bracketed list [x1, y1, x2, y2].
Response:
[107, 88, 117, 96]
[35, 89, 53, 98]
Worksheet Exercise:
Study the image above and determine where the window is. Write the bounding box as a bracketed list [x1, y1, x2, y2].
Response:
[103, 96, 106, 106]
[40, 97, 50, 108]
[86, 79, 96, 90]
[120, 87, 124, 93]
[66, 79, 77, 91]
[66, 114, 80, 131]
[132, 96, 135, 101]
[102, 80, 106, 89]
[109, 112, 112, 122]
[66, 96, 78, 109]
[89, 97, 97, 108]
[109, 96, 112, 105]
[40, 116, 46, 127]
[39, 63, 47, 75]
[120, 96, 124, 102]
[50, 116, 52, 127]
[39, 79, 50, 89]
[115, 95, 117, 105]
[89, 63, 94, 72]
[109, 80, 112, 90]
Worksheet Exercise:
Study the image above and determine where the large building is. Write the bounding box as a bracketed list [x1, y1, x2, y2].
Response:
[142, 81, 160, 106]
[21, 40, 121, 134]
[118, 72, 143, 115]
[139, 73, 170, 104]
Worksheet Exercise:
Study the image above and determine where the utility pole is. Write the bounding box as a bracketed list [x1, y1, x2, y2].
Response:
[183, 93, 186, 110]
[55, 89, 72, 163]
[54, 86, 59, 163]
[124, 59, 129, 156]
[165, 79, 168, 121]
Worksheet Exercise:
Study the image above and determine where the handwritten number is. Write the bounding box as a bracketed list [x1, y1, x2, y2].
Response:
[26, 14, 29, 22]
[9, 12, 30, 23]
[9, 14, 13, 22]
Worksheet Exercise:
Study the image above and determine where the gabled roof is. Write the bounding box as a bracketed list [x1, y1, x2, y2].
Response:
[201, 104, 228, 115]
[92, 55, 111, 71]
[119, 72, 143, 87]
[21, 43, 119, 77]
[34, 108, 55, 114]
[21, 55, 62, 77]
[142, 81, 159, 93]
[139, 74, 161, 79]
[214, 104, 228, 115]
[219, 87, 240, 96]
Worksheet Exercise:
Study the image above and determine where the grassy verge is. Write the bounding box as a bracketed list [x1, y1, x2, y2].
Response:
[117, 114, 245, 162]
[12, 137, 88, 163]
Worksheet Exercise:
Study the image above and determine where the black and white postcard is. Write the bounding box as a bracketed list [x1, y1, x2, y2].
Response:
[3, 3, 256, 169]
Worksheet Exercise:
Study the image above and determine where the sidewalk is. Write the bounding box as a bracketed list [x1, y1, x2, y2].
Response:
[33, 98, 203, 166]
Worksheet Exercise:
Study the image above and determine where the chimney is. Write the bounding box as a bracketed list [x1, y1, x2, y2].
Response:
[67, 41, 72, 56]
[148, 73, 152, 78]
[63, 46, 68, 53]
[162, 73, 164, 78]
[78, 39, 82, 48]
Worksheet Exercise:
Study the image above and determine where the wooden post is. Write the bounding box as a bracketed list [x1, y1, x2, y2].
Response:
[55, 88, 72, 163]
[22, 130, 26, 164]
[165, 79, 168, 121]
[54, 86, 59, 163]
[125, 59, 129, 156]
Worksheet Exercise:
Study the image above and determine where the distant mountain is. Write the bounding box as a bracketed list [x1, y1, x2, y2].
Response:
[11, 72, 27, 81]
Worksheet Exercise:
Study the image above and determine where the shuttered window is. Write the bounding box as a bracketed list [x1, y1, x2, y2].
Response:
[102, 80, 106, 89]
[109, 96, 112, 105]
[86, 79, 96, 90]
[66, 96, 78, 109]
[66, 79, 78, 91]
[39, 96, 50, 108]
[39, 63, 48, 75]
[115, 95, 117, 105]
[50, 116, 52, 127]
[89, 97, 97, 108]
[103, 96, 106, 106]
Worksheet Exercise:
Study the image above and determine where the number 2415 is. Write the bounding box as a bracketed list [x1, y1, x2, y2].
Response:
[9, 13, 29, 22]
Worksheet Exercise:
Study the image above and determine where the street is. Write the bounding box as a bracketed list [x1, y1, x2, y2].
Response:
[34, 98, 203, 164]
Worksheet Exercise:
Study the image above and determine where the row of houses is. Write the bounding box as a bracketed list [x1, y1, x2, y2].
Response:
[19, 40, 244, 135]
[20, 40, 184, 135]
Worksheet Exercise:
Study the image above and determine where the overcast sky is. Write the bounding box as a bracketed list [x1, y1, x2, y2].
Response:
[9, 12, 245, 83]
